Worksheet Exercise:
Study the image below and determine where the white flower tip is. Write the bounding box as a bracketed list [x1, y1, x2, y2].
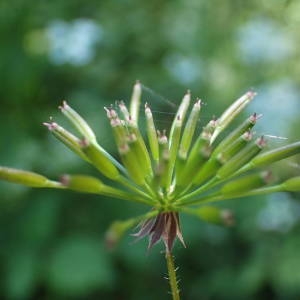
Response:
[43, 122, 57, 130]
[256, 136, 267, 148]
[246, 91, 257, 99]
[59, 100, 69, 111]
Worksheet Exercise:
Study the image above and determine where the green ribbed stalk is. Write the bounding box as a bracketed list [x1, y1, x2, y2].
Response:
[166, 251, 180, 300]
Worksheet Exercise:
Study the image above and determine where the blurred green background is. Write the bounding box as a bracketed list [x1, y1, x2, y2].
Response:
[1, 0, 300, 299]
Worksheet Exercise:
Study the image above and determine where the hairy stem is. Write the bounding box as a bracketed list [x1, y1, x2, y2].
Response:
[166, 251, 180, 300]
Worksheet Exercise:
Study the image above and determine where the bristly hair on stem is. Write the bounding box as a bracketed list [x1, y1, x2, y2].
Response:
[166, 251, 181, 300]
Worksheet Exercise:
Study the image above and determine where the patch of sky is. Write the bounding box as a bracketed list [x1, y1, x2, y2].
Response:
[247, 79, 300, 136]
[164, 53, 203, 85]
[257, 193, 300, 233]
[47, 19, 102, 66]
[236, 17, 295, 64]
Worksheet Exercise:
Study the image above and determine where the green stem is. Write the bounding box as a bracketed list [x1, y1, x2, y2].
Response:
[100, 186, 153, 205]
[165, 251, 180, 300]
[177, 184, 284, 207]
[45, 180, 66, 189]
[176, 161, 262, 203]
[117, 176, 155, 202]
[176, 177, 218, 204]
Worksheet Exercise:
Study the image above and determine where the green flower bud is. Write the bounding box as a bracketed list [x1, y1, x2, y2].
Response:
[0, 167, 62, 188]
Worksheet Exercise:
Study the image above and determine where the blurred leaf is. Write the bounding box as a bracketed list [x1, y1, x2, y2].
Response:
[5, 249, 39, 299]
[46, 235, 114, 296]
[271, 237, 300, 293]
[18, 194, 61, 244]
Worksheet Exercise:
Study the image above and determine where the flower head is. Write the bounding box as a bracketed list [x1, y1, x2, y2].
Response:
[1, 82, 300, 252]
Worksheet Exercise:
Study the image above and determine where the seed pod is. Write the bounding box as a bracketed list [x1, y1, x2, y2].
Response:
[118, 142, 145, 185]
[247, 141, 300, 169]
[217, 130, 253, 163]
[192, 155, 222, 186]
[177, 144, 211, 187]
[61, 174, 104, 193]
[178, 99, 201, 160]
[0, 167, 61, 188]
[59, 101, 96, 143]
[43, 122, 89, 162]
[81, 140, 120, 180]
[217, 136, 266, 179]
[156, 132, 170, 189]
[169, 91, 191, 142]
[61, 174, 133, 200]
[183, 127, 211, 170]
[221, 171, 272, 196]
[166, 92, 191, 187]
[127, 118, 153, 179]
[130, 81, 142, 125]
[177, 128, 211, 186]
[282, 176, 300, 192]
[109, 115, 128, 147]
[145, 104, 159, 163]
[213, 113, 258, 155]
[184, 206, 234, 226]
[167, 115, 183, 187]
[210, 91, 256, 144]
